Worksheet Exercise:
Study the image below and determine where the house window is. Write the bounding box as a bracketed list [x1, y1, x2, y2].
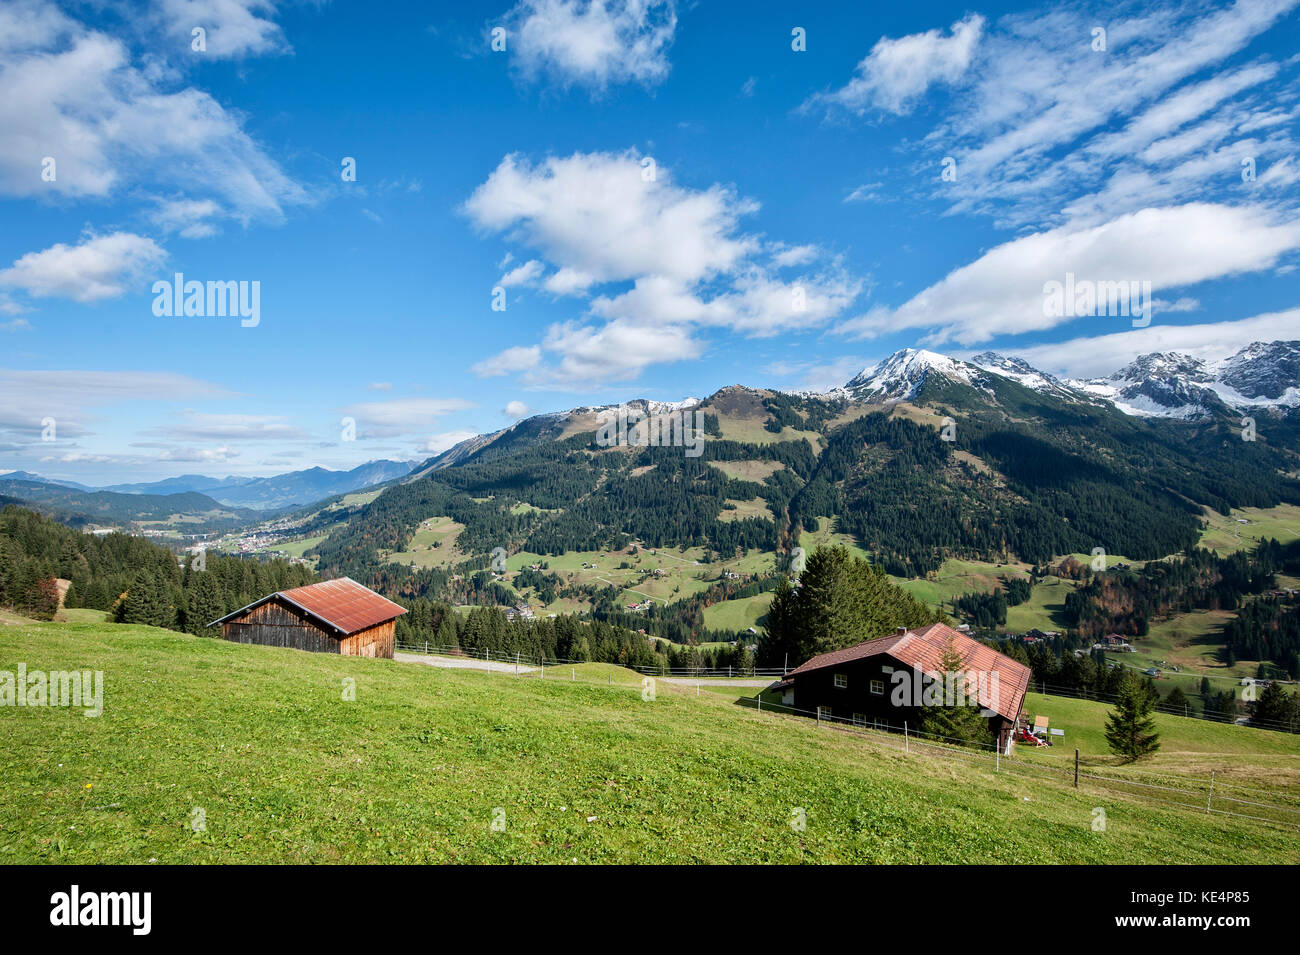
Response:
[852, 713, 867, 726]
[817, 705, 832, 721]
[870, 679, 885, 695]
[834, 673, 848, 689]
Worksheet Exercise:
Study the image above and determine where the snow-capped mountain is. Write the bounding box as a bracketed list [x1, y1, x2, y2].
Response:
[1075, 352, 1223, 420]
[1216, 341, 1300, 404]
[1075, 342, 1300, 420]
[839, 349, 992, 402]
[968, 352, 1084, 402]
[826, 341, 1300, 421]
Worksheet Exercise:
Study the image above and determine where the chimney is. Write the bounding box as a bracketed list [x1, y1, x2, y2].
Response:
[896, 626, 908, 635]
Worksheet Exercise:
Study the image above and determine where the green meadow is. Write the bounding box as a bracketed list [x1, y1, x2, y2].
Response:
[2, 621, 1297, 864]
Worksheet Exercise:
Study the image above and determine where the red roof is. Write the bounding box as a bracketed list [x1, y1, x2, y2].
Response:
[780, 623, 1031, 722]
[211, 577, 406, 636]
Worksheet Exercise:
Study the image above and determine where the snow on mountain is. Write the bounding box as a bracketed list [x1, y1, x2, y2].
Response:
[840, 348, 989, 401]
[1072, 342, 1300, 419]
[1213, 341, 1300, 407]
[822, 341, 1299, 421]
[967, 352, 1085, 402]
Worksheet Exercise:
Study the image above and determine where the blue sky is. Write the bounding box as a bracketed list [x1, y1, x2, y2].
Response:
[2, 0, 1298, 484]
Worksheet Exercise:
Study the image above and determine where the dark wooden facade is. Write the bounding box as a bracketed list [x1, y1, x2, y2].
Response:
[778, 653, 1021, 752]
[218, 596, 397, 658]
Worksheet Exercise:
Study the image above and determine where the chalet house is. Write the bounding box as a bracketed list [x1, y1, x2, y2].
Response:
[209, 577, 406, 658]
[1097, 633, 1134, 651]
[769, 623, 1031, 753]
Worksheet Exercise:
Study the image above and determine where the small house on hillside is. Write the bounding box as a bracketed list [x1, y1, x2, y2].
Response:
[769, 623, 1031, 752]
[209, 577, 406, 658]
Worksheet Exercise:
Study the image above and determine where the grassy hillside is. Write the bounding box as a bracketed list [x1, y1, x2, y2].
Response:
[2, 621, 1297, 863]
[1017, 692, 1300, 790]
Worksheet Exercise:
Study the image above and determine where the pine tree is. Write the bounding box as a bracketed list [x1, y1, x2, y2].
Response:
[919, 637, 994, 749]
[757, 547, 942, 667]
[1105, 672, 1161, 761]
[1165, 685, 1190, 716]
[184, 571, 226, 636]
[1252, 682, 1298, 731]
[119, 568, 171, 628]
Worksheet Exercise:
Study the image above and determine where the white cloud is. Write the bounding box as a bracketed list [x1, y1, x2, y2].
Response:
[765, 355, 871, 393]
[771, 243, 819, 268]
[159, 444, 239, 462]
[0, 369, 230, 440]
[503, 400, 534, 419]
[155, 0, 288, 60]
[807, 14, 983, 115]
[337, 397, 476, 438]
[463, 151, 758, 287]
[498, 258, 545, 287]
[839, 203, 1300, 345]
[916, 0, 1300, 228]
[148, 411, 306, 442]
[151, 198, 223, 238]
[988, 308, 1300, 379]
[473, 345, 542, 378]
[844, 182, 886, 204]
[538, 318, 703, 386]
[367, 381, 393, 391]
[420, 430, 479, 454]
[0, 1, 306, 222]
[0, 232, 166, 303]
[464, 150, 864, 386]
[504, 0, 677, 92]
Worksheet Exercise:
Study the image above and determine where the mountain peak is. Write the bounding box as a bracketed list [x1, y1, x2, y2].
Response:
[842, 347, 982, 401]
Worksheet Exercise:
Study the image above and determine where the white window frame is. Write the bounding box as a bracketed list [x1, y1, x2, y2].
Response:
[833, 673, 848, 689]
[817, 705, 832, 721]
[852, 712, 867, 726]
[870, 679, 885, 695]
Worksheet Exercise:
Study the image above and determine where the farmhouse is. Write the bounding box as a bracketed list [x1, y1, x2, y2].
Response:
[770, 623, 1031, 752]
[209, 577, 406, 658]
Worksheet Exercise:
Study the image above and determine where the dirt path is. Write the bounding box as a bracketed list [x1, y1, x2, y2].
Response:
[394, 652, 538, 674]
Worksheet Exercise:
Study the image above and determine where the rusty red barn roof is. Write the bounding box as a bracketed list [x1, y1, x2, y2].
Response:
[779, 623, 1031, 723]
[209, 577, 406, 636]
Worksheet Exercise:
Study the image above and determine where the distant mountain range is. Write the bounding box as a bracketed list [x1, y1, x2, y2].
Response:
[304, 337, 1299, 603]
[1, 460, 417, 513]
[835, 341, 1300, 422]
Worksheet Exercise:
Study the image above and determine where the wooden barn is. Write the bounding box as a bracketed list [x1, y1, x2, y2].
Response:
[769, 623, 1031, 753]
[209, 577, 406, 658]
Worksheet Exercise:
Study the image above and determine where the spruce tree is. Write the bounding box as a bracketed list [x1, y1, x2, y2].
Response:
[1105, 672, 1161, 761]
[1252, 682, 1298, 730]
[919, 637, 994, 749]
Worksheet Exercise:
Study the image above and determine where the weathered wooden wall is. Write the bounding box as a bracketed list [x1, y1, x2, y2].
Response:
[220, 601, 341, 654]
[339, 620, 395, 659]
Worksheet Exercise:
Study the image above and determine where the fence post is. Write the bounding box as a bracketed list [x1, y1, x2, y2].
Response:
[904, 721, 908, 753]
[515, 652, 519, 676]
[424, 639, 428, 654]
[1207, 770, 1214, 813]
[1074, 749, 1079, 788]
